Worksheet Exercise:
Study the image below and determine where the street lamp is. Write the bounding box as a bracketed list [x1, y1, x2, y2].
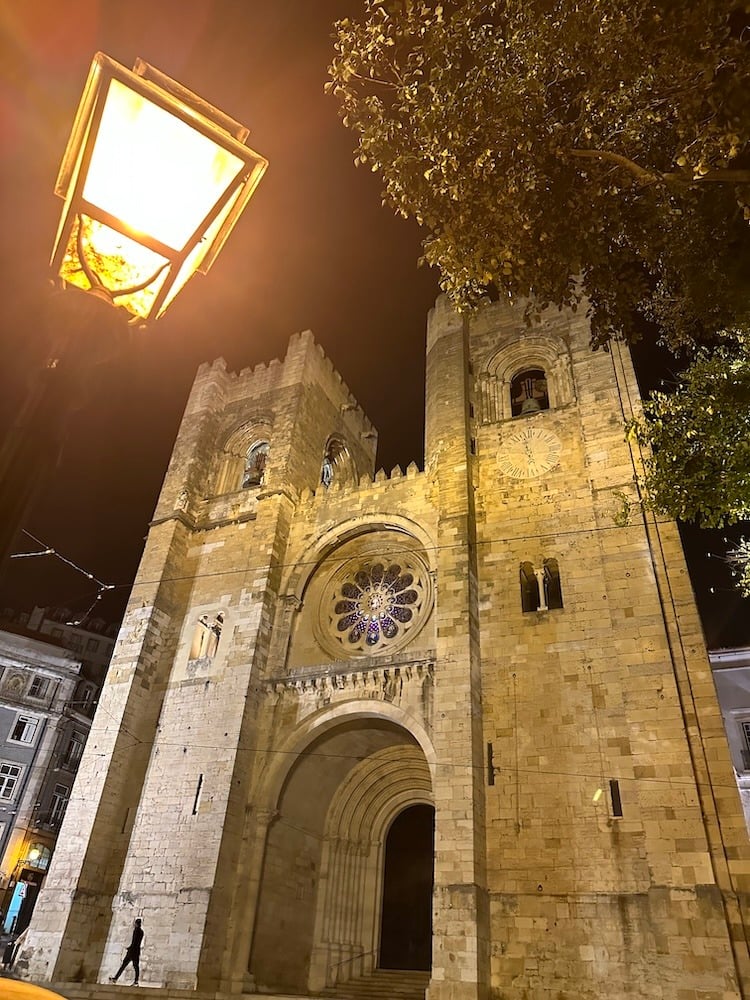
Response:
[0, 54, 268, 568]
[52, 52, 268, 323]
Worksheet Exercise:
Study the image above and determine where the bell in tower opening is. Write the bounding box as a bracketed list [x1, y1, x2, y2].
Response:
[511, 367, 549, 416]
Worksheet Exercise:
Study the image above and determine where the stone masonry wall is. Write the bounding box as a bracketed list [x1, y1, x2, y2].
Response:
[470, 299, 750, 998]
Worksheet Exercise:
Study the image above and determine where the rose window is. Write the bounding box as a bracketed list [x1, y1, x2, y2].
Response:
[328, 560, 429, 654]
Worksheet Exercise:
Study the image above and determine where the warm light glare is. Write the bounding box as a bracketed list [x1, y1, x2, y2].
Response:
[83, 79, 245, 249]
[592, 788, 603, 803]
[157, 184, 243, 317]
[28, 848, 41, 861]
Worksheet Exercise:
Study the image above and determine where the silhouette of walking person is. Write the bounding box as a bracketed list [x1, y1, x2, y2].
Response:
[109, 918, 144, 986]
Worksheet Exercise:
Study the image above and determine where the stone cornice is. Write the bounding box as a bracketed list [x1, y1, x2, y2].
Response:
[267, 649, 436, 692]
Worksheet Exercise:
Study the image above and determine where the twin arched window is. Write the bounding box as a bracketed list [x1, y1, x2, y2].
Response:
[189, 612, 224, 661]
[520, 559, 563, 612]
[226, 433, 356, 493]
[320, 437, 355, 488]
[480, 337, 572, 423]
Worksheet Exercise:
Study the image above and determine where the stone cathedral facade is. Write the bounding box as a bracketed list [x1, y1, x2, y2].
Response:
[21, 297, 750, 999]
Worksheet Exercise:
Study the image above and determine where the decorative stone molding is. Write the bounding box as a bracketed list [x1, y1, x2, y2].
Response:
[268, 652, 436, 695]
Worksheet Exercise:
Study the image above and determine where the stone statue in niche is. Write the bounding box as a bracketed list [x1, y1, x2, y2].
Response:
[190, 612, 224, 660]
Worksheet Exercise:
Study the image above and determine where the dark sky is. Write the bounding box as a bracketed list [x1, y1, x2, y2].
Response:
[0, 0, 746, 648]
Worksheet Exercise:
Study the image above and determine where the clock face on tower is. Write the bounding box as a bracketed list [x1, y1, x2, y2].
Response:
[498, 425, 562, 479]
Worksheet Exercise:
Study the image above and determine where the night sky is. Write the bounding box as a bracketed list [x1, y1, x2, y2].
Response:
[0, 0, 746, 648]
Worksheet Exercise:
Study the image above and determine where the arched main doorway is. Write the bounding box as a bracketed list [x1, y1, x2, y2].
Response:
[379, 803, 434, 970]
[248, 716, 434, 994]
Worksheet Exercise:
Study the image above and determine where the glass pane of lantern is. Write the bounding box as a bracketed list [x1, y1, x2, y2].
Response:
[156, 184, 243, 318]
[60, 214, 169, 320]
[83, 78, 245, 251]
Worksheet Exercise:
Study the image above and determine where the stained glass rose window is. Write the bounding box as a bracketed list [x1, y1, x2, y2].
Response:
[326, 558, 430, 655]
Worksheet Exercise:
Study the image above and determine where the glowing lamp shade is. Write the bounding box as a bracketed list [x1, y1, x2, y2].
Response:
[51, 53, 268, 323]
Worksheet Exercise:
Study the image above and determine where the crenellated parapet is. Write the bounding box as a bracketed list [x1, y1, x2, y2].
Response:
[297, 459, 423, 504]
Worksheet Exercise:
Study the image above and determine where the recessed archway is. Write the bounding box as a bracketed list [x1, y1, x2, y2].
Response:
[247, 716, 433, 995]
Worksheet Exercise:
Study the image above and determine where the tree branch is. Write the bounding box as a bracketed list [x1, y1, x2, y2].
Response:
[563, 149, 750, 186]
[561, 148, 662, 185]
[662, 169, 750, 185]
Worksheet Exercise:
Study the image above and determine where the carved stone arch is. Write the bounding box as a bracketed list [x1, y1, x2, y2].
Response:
[478, 335, 574, 423]
[240, 705, 436, 993]
[217, 416, 273, 494]
[254, 701, 437, 814]
[281, 515, 438, 606]
[308, 744, 433, 987]
[281, 521, 437, 666]
[269, 517, 438, 676]
[330, 746, 432, 844]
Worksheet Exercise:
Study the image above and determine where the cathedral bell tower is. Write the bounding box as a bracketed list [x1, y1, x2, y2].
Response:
[458, 294, 749, 999]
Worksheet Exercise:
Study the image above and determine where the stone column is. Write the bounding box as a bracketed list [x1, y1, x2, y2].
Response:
[424, 296, 489, 1000]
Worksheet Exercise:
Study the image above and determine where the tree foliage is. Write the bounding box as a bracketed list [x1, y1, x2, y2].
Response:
[329, 1, 750, 571]
[328, 0, 750, 350]
[628, 335, 750, 528]
[728, 537, 750, 596]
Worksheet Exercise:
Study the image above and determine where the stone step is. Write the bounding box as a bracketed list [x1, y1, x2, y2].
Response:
[321, 968, 430, 1000]
[25, 985, 299, 1000]
[18, 971, 430, 1000]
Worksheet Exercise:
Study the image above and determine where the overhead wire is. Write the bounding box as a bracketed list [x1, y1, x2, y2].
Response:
[10, 529, 115, 625]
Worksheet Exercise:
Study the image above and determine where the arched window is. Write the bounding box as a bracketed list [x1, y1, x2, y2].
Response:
[241, 441, 269, 489]
[520, 562, 539, 613]
[189, 612, 224, 660]
[511, 368, 549, 417]
[543, 558, 563, 610]
[320, 437, 354, 488]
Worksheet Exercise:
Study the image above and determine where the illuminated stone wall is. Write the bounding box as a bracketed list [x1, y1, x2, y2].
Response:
[463, 297, 750, 998]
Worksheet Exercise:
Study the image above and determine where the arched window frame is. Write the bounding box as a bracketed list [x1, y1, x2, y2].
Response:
[320, 436, 356, 489]
[215, 418, 272, 495]
[510, 367, 550, 417]
[189, 611, 225, 661]
[241, 440, 270, 489]
[520, 558, 564, 613]
[477, 336, 574, 423]
[520, 562, 539, 612]
[543, 558, 563, 610]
